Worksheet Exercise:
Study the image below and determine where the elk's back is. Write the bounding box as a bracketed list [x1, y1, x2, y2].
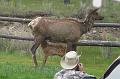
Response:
[29, 17, 82, 43]
[46, 20, 81, 42]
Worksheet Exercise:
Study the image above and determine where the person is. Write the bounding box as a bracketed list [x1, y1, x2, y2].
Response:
[54, 51, 96, 79]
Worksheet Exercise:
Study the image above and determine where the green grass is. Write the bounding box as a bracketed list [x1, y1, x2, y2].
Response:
[78, 47, 120, 77]
[0, 0, 120, 22]
[0, 0, 81, 17]
[0, 47, 120, 79]
[0, 63, 59, 79]
[0, 51, 61, 79]
[0, 1, 120, 79]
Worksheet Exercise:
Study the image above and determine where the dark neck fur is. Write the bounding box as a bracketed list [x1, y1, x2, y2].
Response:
[81, 15, 95, 34]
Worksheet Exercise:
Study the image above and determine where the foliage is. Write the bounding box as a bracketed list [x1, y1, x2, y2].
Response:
[0, 0, 120, 22]
[0, 47, 119, 79]
[0, 0, 119, 79]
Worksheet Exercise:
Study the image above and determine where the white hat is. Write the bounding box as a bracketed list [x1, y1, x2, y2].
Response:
[60, 51, 80, 69]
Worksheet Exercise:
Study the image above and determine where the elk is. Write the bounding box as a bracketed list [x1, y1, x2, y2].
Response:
[41, 41, 66, 66]
[28, 8, 103, 66]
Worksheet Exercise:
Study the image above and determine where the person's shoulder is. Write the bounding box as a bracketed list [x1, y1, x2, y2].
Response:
[55, 69, 65, 75]
[54, 69, 67, 79]
[58, 69, 67, 74]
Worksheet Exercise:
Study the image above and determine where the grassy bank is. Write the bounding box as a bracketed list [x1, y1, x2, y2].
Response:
[0, 0, 120, 22]
[0, 0, 81, 17]
[0, 50, 60, 79]
[0, 1, 120, 79]
[0, 47, 119, 79]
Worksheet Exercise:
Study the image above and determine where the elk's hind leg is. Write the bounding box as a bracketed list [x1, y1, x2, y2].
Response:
[67, 42, 73, 52]
[31, 42, 40, 67]
[31, 36, 44, 67]
[72, 44, 77, 51]
[67, 42, 77, 52]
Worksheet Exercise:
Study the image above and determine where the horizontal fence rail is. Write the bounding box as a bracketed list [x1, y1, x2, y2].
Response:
[94, 23, 120, 28]
[0, 12, 53, 18]
[0, 16, 120, 28]
[0, 16, 32, 23]
[76, 40, 120, 47]
[0, 34, 34, 41]
[0, 34, 120, 47]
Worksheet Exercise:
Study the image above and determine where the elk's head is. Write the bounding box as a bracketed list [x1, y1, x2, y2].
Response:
[82, 8, 104, 32]
[87, 8, 104, 20]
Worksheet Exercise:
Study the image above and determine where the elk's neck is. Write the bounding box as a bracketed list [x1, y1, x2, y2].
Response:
[82, 16, 95, 34]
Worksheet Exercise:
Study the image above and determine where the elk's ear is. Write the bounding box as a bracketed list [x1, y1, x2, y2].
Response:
[86, 8, 99, 17]
[91, 8, 99, 13]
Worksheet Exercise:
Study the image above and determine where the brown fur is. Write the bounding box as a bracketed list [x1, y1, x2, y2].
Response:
[28, 8, 103, 66]
[41, 42, 66, 66]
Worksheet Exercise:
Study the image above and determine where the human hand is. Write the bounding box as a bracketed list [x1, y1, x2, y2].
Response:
[78, 63, 84, 72]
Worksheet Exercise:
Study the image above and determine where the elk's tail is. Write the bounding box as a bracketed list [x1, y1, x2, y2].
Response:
[28, 20, 34, 30]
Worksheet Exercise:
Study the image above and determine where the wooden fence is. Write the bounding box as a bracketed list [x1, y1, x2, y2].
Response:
[0, 34, 119, 47]
[0, 16, 119, 47]
[0, 16, 120, 28]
